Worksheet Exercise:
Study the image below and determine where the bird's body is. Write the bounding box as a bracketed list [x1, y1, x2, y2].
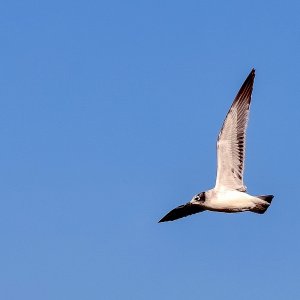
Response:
[159, 69, 274, 223]
[195, 189, 271, 213]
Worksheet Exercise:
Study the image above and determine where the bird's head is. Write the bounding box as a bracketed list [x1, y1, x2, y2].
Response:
[191, 192, 206, 204]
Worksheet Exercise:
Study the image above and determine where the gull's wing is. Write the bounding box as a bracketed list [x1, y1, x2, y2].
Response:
[214, 69, 255, 192]
[158, 203, 205, 222]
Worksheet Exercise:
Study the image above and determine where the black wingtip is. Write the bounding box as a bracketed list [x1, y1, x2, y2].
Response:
[158, 203, 205, 223]
[248, 68, 255, 80]
[158, 214, 171, 223]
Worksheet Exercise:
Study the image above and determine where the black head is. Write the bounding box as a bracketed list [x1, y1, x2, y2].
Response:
[192, 192, 205, 203]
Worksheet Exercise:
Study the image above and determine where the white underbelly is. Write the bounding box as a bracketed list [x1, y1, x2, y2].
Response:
[204, 190, 257, 212]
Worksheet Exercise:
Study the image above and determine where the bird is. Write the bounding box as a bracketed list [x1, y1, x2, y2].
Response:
[159, 69, 274, 223]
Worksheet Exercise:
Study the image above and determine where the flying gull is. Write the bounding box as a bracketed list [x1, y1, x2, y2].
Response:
[159, 69, 274, 222]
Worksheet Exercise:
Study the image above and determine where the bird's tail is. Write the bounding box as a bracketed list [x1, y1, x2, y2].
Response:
[251, 195, 274, 214]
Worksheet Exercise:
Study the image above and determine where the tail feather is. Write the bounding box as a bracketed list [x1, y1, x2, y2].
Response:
[252, 195, 274, 214]
[257, 195, 274, 204]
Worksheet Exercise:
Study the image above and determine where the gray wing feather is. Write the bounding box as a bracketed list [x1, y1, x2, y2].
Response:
[215, 69, 255, 191]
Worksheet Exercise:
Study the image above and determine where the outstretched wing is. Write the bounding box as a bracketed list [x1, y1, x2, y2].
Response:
[215, 69, 255, 192]
[158, 203, 205, 222]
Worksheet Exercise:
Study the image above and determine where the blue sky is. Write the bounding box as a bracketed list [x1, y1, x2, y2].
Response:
[1, 0, 300, 299]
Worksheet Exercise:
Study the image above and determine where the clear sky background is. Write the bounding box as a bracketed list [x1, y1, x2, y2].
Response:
[1, 0, 300, 299]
